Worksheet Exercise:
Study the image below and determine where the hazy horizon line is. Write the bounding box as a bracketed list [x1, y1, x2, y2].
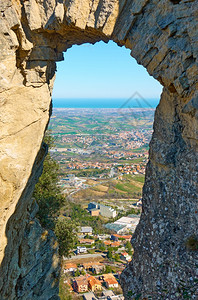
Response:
[53, 97, 160, 100]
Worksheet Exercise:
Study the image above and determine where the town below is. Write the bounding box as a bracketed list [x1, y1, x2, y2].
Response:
[48, 107, 155, 299]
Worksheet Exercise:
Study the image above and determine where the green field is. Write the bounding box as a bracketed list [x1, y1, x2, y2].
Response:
[70, 174, 144, 201]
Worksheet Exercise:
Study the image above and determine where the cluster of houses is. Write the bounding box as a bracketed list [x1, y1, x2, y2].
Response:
[62, 160, 116, 171]
[68, 273, 119, 293]
[75, 226, 133, 261]
[117, 164, 146, 175]
[64, 260, 122, 296]
[60, 174, 87, 189]
[64, 262, 105, 275]
[58, 156, 147, 176]
[62, 218, 139, 299]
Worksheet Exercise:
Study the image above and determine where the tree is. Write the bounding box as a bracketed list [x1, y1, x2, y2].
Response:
[54, 218, 78, 257]
[74, 269, 80, 277]
[114, 253, 120, 262]
[125, 241, 133, 256]
[95, 241, 106, 251]
[81, 269, 86, 275]
[107, 249, 113, 259]
[33, 131, 65, 229]
[125, 241, 132, 251]
[105, 265, 113, 273]
[100, 246, 106, 252]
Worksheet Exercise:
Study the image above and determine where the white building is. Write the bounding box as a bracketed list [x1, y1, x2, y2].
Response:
[77, 246, 87, 254]
[105, 277, 119, 289]
[83, 292, 97, 300]
[63, 263, 77, 273]
[110, 296, 124, 300]
[109, 167, 116, 178]
[80, 226, 93, 235]
[99, 290, 124, 300]
[114, 215, 140, 232]
[120, 252, 131, 262]
[87, 202, 117, 219]
[100, 204, 117, 218]
[97, 234, 111, 240]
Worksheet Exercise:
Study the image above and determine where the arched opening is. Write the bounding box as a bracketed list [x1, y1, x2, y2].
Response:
[0, 1, 197, 299]
[43, 40, 162, 299]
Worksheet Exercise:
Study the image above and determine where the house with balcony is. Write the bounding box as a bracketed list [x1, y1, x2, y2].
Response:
[88, 276, 102, 292]
[104, 277, 119, 289]
[73, 276, 88, 293]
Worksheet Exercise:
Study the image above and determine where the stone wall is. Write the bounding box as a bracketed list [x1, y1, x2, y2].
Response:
[0, 0, 197, 299]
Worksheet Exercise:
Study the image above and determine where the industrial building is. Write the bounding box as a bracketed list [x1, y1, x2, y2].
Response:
[88, 202, 117, 218]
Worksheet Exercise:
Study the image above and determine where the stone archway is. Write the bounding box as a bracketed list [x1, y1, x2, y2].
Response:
[0, 0, 197, 299]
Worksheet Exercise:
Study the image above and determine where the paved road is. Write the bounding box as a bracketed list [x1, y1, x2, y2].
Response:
[63, 253, 106, 260]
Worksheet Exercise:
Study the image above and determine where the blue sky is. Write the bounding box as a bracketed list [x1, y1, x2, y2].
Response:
[53, 41, 162, 100]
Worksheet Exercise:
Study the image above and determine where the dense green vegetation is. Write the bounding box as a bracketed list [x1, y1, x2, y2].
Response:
[55, 218, 78, 256]
[33, 131, 65, 229]
[125, 241, 133, 255]
[61, 201, 109, 234]
[33, 132, 79, 257]
[59, 275, 72, 300]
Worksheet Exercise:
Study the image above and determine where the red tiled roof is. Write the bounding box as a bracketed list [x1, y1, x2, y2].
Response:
[75, 276, 88, 286]
[64, 263, 77, 269]
[112, 234, 132, 239]
[121, 252, 128, 256]
[88, 276, 101, 287]
[111, 241, 120, 247]
[104, 241, 111, 245]
[105, 278, 118, 285]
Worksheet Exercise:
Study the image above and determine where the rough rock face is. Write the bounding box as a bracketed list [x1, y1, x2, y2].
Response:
[0, 0, 197, 299]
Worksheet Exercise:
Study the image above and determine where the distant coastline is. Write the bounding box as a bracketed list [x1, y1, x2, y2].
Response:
[52, 98, 160, 109]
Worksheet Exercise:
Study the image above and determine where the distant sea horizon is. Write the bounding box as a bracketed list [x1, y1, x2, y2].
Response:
[53, 98, 160, 109]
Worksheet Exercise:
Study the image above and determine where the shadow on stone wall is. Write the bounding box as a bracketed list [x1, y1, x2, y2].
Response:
[0, 142, 60, 300]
